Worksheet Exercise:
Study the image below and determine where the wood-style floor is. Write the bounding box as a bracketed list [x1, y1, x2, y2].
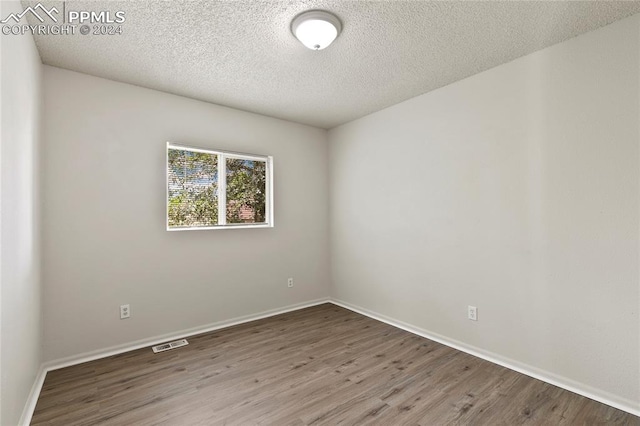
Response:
[32, 304, 639, 425]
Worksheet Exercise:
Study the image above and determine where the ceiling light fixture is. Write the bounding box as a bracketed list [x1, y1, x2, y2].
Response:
[291, 10, 342, 51]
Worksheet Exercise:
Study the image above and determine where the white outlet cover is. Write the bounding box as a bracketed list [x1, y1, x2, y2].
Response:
[468, 306, 477, 321]
[120, 304, 130, 319]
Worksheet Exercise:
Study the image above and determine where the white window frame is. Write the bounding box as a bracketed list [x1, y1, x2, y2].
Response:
[166, 142, 274, 231]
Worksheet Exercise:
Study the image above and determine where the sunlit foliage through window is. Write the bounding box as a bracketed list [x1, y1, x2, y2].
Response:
[167, 144, 270, 229]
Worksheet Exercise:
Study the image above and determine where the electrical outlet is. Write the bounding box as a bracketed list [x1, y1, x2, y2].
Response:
[120, 304, 130, 319]
[287, 278, 294, 288]
[467, 305, 477, 321]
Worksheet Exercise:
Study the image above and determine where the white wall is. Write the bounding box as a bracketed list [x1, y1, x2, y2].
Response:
[0, 1, 43, 424]
[42, 67, 329, 362]
[329, 15, 639, 410]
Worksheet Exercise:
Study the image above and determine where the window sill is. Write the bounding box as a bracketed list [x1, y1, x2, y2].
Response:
[167, 223, 273, 231]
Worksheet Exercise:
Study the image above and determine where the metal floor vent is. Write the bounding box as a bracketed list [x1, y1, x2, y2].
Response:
[152, 338, 189, 353]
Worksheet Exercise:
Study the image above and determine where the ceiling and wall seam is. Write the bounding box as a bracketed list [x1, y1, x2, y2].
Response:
[23, 0, 640, 129]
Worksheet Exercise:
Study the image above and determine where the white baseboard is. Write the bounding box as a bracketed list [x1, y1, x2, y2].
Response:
[44, 297, 331, 371]
[19, 297, 330, 425]
[18, 364, 46, 426]
[330, 298, 640, 417]
[19, 296, 639, 424]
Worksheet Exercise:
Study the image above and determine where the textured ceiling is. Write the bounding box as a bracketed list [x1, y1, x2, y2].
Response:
[24, 1, 640, 129]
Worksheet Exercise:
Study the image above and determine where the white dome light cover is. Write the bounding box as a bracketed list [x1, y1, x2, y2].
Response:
[292, 10, 342, 50]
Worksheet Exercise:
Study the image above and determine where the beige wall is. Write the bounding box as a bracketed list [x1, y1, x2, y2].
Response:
[42, 66, 330, 362]
[0, 1, 43, 424]
[329, 15, 639, 408]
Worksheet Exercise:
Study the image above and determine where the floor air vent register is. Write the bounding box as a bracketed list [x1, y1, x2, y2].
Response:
[152, 339, 189, 353]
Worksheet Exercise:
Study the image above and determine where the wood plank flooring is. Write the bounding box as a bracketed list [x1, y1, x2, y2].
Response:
[31, 304, 639, 425]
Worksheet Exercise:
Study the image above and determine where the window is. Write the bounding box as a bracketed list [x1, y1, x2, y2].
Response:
[167, 143, 273, 230]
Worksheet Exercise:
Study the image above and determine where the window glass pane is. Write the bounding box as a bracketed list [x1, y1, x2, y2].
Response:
[167, 149, 218, 227]
[226, 158, 267, 224]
